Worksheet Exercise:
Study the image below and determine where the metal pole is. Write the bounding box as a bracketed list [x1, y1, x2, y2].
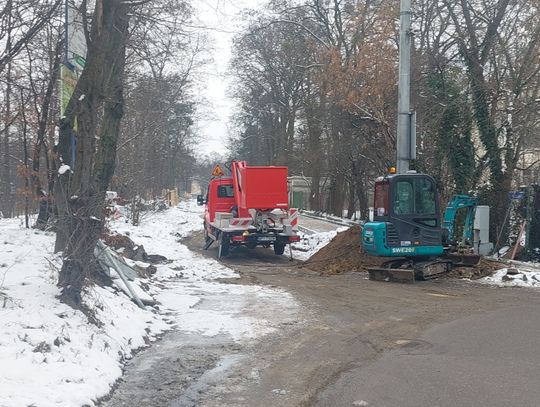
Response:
[525, 186, 533, 252]
[493, 201, 513, 256]
[396, 0, 413, 174]
[96, 240, 145, 309]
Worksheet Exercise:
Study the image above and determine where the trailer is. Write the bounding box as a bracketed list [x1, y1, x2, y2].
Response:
[197, 161, 300, 259]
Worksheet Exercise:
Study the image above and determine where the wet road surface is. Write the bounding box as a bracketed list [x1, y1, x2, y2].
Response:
[102, 232, 540, 407]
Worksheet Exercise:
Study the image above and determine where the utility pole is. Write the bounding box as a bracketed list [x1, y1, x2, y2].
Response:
[396, 0, 415, 174]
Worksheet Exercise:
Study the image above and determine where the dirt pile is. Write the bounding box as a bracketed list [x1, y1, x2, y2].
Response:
[302, 226, 506, 278]
[301, 226, 387, 274]
[448, 257, 505, 280]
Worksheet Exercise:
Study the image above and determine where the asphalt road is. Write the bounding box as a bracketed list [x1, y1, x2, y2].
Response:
[197, 238, 540, 407]
[315, 305, 540, 407]
[103, 231, 540, 407]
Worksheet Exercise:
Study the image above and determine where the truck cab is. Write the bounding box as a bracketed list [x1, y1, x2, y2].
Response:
[202, 178, 236, 223]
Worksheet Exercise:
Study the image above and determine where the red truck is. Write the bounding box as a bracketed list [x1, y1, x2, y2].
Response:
[197, 161, 300, 258]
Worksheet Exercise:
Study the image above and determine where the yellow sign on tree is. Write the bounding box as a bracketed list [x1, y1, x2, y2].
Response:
[211, 164, 225, 177]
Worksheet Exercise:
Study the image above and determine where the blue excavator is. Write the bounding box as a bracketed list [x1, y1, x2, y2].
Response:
[362, 171, 479, 283]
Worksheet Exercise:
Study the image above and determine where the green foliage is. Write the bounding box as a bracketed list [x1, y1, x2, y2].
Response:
[423, 69, 476, 194]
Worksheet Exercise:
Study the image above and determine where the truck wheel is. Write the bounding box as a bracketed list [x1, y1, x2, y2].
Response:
[218, 233, 230, 258]
[273, 242, 285, 255]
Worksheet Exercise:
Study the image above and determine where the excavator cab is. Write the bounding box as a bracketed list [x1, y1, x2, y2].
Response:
[362, 172, 445, 258]
[362, 172, 481, 282]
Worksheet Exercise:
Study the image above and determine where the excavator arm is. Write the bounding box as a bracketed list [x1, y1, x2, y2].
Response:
[442, 195, 478, 246]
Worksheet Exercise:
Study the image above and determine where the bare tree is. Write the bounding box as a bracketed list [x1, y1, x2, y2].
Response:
[115, 0, 203, 198]
[0, 0, 63, 73]
[0, 0, 63, 218]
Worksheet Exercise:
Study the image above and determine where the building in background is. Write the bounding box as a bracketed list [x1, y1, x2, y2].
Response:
[288, 176, 330, 211]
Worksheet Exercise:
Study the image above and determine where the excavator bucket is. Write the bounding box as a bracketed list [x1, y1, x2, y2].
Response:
[368, 268, 416, 283]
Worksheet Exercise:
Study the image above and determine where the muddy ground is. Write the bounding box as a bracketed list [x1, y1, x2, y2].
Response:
[102, 230, 539, 407]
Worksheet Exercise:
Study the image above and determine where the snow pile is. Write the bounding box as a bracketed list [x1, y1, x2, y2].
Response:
[290, 227, 349, 261]
[0, 201, 299, 406]
[58, 164, 71, 175]
[480, 262, 540, 288]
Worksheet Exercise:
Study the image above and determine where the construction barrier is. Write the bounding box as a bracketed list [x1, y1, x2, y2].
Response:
[289, 208, 298, 230]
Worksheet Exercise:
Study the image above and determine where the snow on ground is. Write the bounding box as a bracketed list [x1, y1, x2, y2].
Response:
[288, 227, 348, 261]
[0, 218, 168, 407]
[108, 201, 299, 341]
[480, 261, 540, 288]
[0, 201, 300, 406]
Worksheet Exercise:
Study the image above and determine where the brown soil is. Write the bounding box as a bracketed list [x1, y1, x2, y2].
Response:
[301, 226, 389, 274]
[302, 225, 506, 277]
[448, 257, 506, 280]
[102, 232, 168, 265]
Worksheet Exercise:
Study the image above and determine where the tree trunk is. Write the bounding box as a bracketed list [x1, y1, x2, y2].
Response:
[328, 106, 346, 216]
[310, 171, 321, 211]
[346, 178, 356, 219]
[329, 169, 345, 216]
[305, 93, 323, 212]
[2, 61, 12, 218]
[32, 37, 62, 197]
[55, 0, 130, 308]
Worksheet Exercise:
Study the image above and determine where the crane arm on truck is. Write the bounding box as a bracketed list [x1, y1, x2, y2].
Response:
[231, 160, 249, 218]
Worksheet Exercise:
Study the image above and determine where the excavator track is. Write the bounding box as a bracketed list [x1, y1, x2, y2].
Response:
[368, 258, 453, 283]
[368, 258, 416, 283]
[413, 259, 452, 280]
[444, 253, 481, 267]
[367, 267, 416, 283]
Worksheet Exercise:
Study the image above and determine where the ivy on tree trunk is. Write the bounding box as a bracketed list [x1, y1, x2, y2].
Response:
[54, 0, 130, 309]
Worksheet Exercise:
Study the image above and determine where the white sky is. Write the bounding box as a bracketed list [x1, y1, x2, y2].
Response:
[195, 0, 265, 157]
